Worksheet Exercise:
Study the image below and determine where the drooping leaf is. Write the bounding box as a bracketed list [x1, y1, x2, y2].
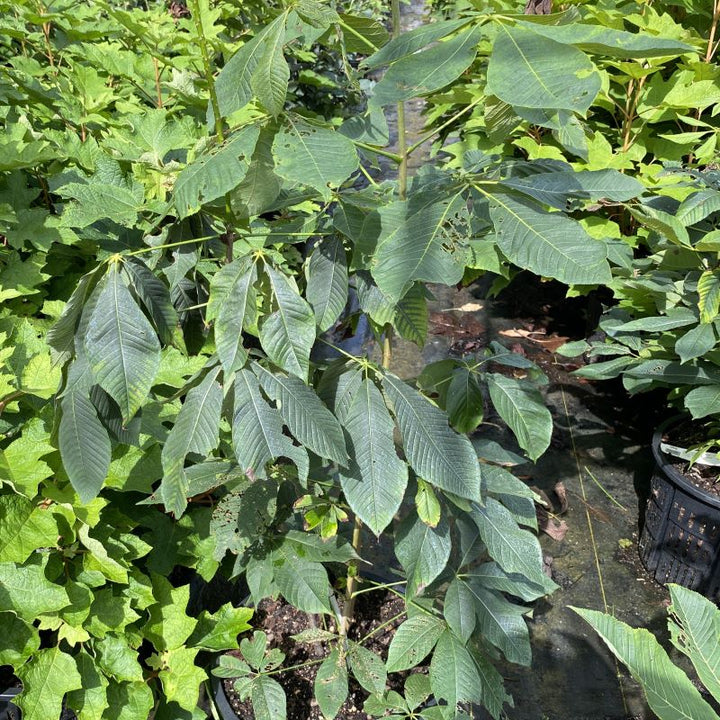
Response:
[386, 614, 446, 673]
[272, 119, 359, 200]
[259, 265, 317, 379]
[59, 359, 111, 504]
[698, 270, 720, 325]
[122, 258, 178, 346]
[371, 28, 482, 105]
[573, 606, 719, 720]
[306, 236, 348, 332]
[232, 369, 308, 481]
[84, 265, 161, 422]
[160, 366, 223, 516]
[231, 125, 282, 218]
[465, 580, 531, 665]
[486, 373, 552, 461]
[338, 13, 389, 54]
[443, 577, 477, 643]
[486, 24, 601, 114]
[339, 379, 407, 536]
[395, 511, 451, 598]
[486, 190, 611, 286]
[15, 648, 82, 720]
[315, 648, 348, 719]
[207, 257, 256, 374]
[174, 125, 261, 218]
[471, 498, 547, 586]
[446, 367, 484, 434]
[382, 374, 481, 501]
[254, 364, 348, 464]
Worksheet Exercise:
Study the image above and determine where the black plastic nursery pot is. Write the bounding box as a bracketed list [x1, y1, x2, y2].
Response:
[0, 687, 20, 720]
[639, 419, 720, 598]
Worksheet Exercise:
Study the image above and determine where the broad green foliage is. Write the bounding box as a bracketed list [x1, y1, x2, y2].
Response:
[574, 584, 720, 720]
[6, 0, 688, 716]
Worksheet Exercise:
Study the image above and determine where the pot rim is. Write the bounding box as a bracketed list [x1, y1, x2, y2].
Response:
[653, 415, 720, 510]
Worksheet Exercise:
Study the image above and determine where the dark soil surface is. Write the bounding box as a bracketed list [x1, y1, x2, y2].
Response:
[221, 590, 413, 720]
[663, 423, 720, 498]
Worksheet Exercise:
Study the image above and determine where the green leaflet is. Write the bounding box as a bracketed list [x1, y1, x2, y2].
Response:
[305, 236, 348, 332]
[15, 647, 83, 720]
[443, 577, 477, 643]
[446, 367, 484, 434]
[486, 189, 612, 286]
[339, 379, 408, 536]
[386, 614, 446, 673]
[207, 257, 256, 374]
[471, 498, 547, 587]
[698, 270, 720, 324]
[382, 374, 481, 501]
[232, 369, 308, 480]
[347, 643, 387, 694]
[272, 544, 332, 614]
[337, 13, 389, 54]
[500, 169, 644, 210]
[259, 265, 316, 379]
[486, 24, 601, 114]
[371, 192, 467, 304]
[160, 366, 223, 516]
[362, 17, 471, 69]
[272, 118, 359, 200]
[122, 258, 178, 347]
[684, 385, 720, 420]
[668, 584, 720, 703]
[251, 13, 289, 116]
[429, 630, 483, 711]
[211, 13, 288, 123]
[251, 676, 286, 720]
[675, 323, 716, 363]
[59, 358, 111, 504]
[486, 373, 552, 461]
[315, 648, 348, 719]
[174, 125, 261, 218]
[253, 364, 348, 465]
[573, 607, 719, 720]
[516, 20, 694, 59]
[84, 266, 161, 423]
[395, 511, 451, 598]
[371, 27, 482, 105]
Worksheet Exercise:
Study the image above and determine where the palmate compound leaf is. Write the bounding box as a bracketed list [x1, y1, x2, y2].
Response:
[339, 379, 408, 536]
[15, 647, 82, 720]
[58, 357, 111, 504]
[160, 366, 223, 516]
[381, 373, 481, 501]
[271, 118, 359, 200]
[395, 510, 451, 598]
[485, 189, 612, 286]
[573, 607, 720, 720]
[259, 265, 316, 379]
[371, 192, 467, 305]
[305, 236, 348, 332]
[207, 257, 257, 374]
[232, 369, 308, 482]
[668, 584, 720, 703]
[174, 124, 261, 218]
[84, 265, 161, 423]
[486, 24, 601, 114]
[253, 363, 348, 465]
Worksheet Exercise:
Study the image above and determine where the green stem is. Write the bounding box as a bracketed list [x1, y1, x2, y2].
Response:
[126, 235, 218, 256]
[189, 0, 224, 142]
[392, 0, 408, 200]
[352, 140, 403, 163]
[340, 518, 363, 636]
[405, 96, 484, 158]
